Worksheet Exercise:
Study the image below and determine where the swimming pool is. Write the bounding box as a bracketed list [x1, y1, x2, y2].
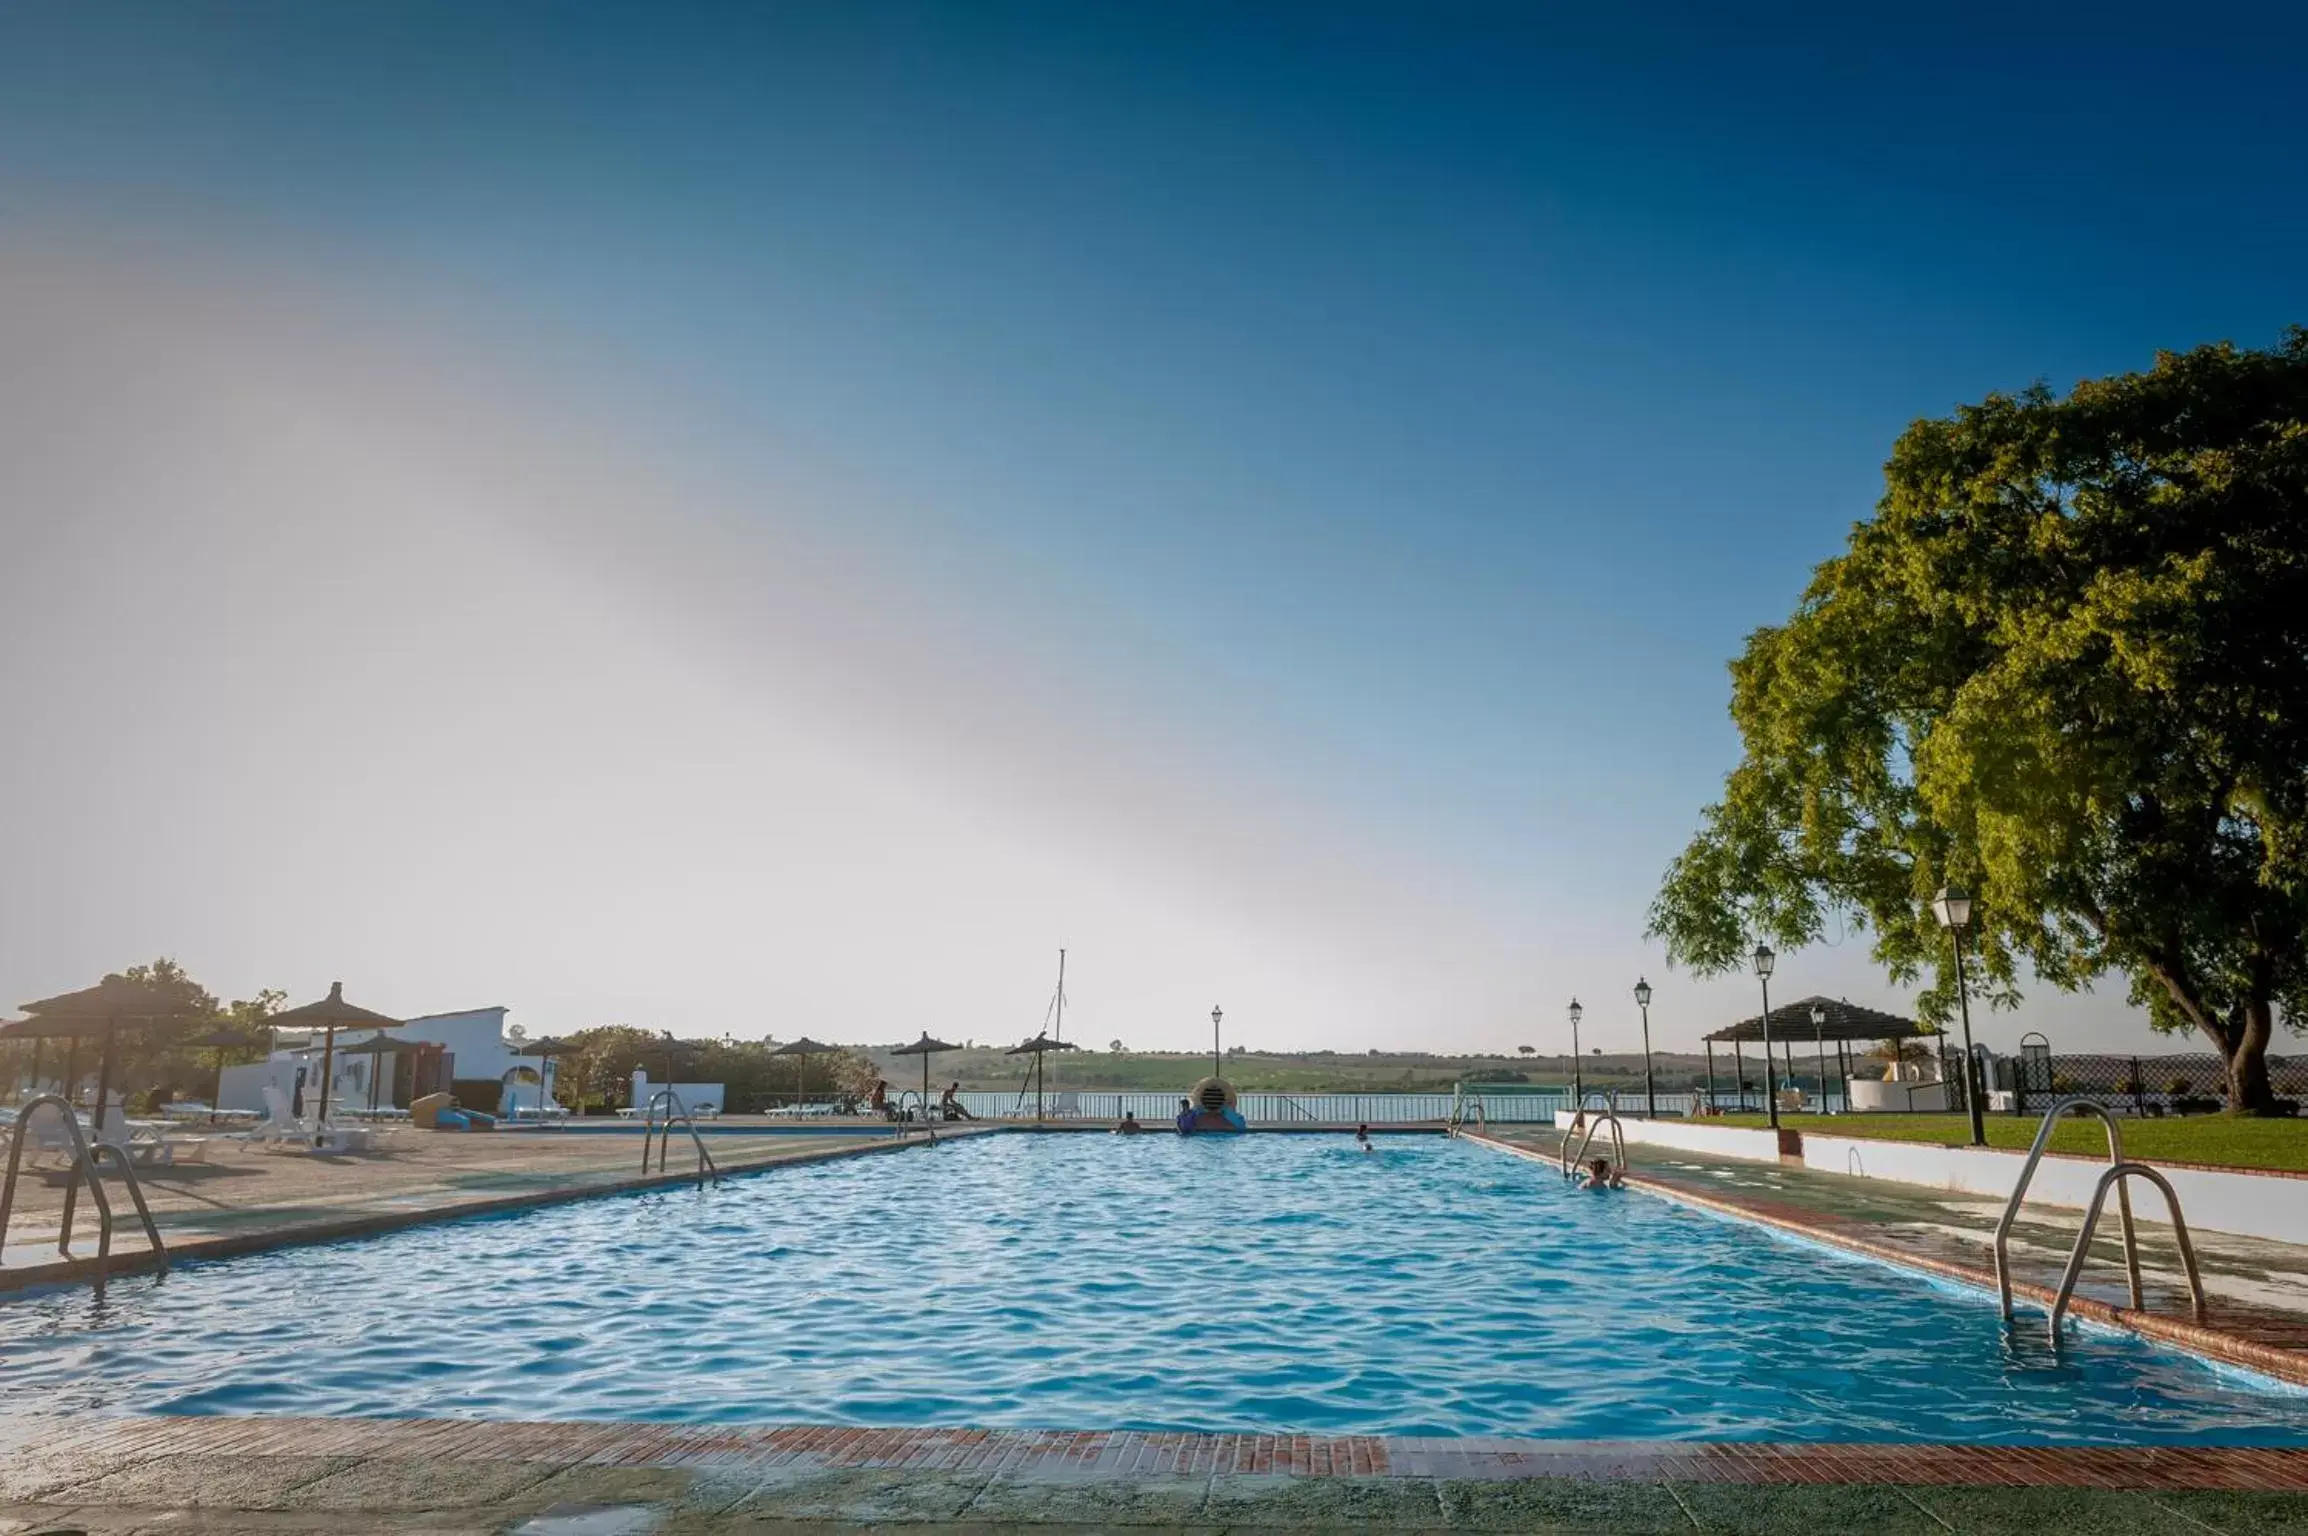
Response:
[7, 1133, 2306, 1443]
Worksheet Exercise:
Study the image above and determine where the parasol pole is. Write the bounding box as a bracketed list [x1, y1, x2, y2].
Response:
[317, 1025, 337, 1127]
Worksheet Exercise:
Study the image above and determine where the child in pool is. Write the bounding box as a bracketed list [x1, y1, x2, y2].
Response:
[1579, 1155, 1622, 1190]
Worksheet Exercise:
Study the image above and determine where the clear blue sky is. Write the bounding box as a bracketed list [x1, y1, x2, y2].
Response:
[1, 3, 2301, 1053]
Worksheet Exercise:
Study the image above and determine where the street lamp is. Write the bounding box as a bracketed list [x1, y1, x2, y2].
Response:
[1634, 978, 1656, 1120]
[1811, 1002, 1829, 1114]
[1211, 1005, 1224, 1079]
[1752, 942, 1779, 1130]
[1567, 998, 1584, 1105]
[1931, 887, 1988, 1147]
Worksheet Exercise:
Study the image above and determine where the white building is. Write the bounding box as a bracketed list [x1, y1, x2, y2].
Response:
[220, 1004, 558, 1117]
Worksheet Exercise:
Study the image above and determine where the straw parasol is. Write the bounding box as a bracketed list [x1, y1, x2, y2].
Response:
[890, 1032, 961, 1116]
[266, 983, 403, 1126]
[769, 1037, 841, 1112]
[0, 1014, 99, 1112]
[1005, 1031, 1080, 1122]
[511, 1036, 580, 1114]
[20, 977, 200, 1136]
[338, 1031, 424, 1116]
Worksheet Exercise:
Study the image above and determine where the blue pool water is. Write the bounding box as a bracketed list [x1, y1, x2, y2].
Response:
[6, 1133, 2307, 1443]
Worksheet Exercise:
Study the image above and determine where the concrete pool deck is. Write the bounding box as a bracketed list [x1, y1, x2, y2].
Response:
[12, 1414, 2308, 1533]
[0, 1121, 986, 1292]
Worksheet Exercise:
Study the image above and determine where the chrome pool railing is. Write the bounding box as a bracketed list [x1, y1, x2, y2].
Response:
[641, 1088, 720, 1187]
[0, 1093, 169, 1298]
[1993, 1098, 2137, 1319]
[2047, 1162, 2208, 1343]
[1560, 1105, 1628, 1182]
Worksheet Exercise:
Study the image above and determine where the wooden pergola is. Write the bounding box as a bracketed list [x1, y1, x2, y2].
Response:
[1699, 996, 1933, 1111]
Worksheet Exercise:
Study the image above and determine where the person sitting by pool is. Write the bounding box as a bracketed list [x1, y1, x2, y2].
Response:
[940, 1082, 975, 1122]
[867, 1078, 891, 1118]
[1576, 1155, 1622, 1190]
[1355, 1123, 1374, 1153]
[1114, 1110, 1143, 1135]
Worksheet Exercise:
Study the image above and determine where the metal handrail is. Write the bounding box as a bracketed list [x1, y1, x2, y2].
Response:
[2047, 1161, 2208, 1343]
[892, 1090, 939, 1142]
[1561, 1108, 1629, 1181]
[1994, 1098, 2138, 1319]
[1450, 1097, 1487, 1136]
[0, 1094, 169, 1298]
[641, 1088, 720, 1187]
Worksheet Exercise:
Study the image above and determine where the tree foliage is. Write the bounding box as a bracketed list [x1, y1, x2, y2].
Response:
[1649, 332, 2308, 1112]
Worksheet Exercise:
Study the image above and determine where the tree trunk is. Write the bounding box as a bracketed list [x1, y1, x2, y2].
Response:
[2227, 998, 2280, 1116]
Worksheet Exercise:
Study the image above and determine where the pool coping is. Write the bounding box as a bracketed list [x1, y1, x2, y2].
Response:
[1461, 1128, 2308, 1391]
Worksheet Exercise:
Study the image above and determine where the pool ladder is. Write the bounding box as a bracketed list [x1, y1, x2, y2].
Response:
[1994, 1097, 2206, 1343]
[1447, 1091, 1487, 1135]
[892, 1090, 939, 1142]
[1561, 1094, 1629, 1183]
[0, 1093, 170, 1298]
[641, 1088, 721, 1187]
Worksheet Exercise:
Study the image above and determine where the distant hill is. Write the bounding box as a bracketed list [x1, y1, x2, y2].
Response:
[856, 1044, 1807, 1094]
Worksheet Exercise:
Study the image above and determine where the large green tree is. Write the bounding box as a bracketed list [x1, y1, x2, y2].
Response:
[1649, 332, 2308, 1113]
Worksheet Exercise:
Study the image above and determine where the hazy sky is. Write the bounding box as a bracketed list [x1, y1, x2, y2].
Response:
[3, 4, 2303, 1055]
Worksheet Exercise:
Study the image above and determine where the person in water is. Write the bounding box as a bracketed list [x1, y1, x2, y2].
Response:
[1578, 1155, 1621, 1190]
[1114, 1110, 1142, 1135]
[1175, 1097, 1196, 1134]
[1355, 1123, 1373, 1153]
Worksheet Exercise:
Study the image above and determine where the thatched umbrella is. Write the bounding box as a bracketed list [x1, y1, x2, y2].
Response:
[511, 1036, 581, 1114]
[769, 1037, 841, 1112]
[338, 1031, 426, 1116]
[267, 983, 403, 1126]
[1005, 1032, 1080, 1122]
[21, 977, 199, 1136]
[0, 1014, 96, 1109]
[890, 1033, 961, 1117]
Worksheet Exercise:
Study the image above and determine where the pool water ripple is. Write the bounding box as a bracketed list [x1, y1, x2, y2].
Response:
[5, 1133, 2308, 1442]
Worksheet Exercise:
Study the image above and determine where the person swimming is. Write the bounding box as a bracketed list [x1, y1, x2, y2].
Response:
[1175, 1097, 1195, 1134]
[1578, 1155, 1622, 1190]
[1114, 1110, 1143, 1134]
[1354, 1122, 1373, 1153]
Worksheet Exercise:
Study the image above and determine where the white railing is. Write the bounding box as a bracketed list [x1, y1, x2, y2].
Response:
[949, 1090, 1574, 1124]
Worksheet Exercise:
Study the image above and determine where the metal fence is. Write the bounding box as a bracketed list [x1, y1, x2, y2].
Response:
[1992, 1052, 2301, 1117]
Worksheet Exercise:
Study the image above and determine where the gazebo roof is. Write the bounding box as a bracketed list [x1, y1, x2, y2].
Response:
[1702, 995, 1935, 1044]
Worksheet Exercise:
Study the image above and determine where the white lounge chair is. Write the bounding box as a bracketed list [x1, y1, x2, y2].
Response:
[252, 1086, 372, 1153]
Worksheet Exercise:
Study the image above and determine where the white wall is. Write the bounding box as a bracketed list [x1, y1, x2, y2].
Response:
[631, 1072, 727, 1115]
[1552, 1110, 1788, 1164]
[1803, 1132, 2308, 1245]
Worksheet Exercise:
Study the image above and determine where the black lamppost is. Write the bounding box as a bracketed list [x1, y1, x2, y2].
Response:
[1211, 1005, 1223, 1079]
[1752, 943, 1779, 1130]
[1567, 998, 1584, 1105]
[1811, 1002, 1829, 1113]
[1932, 887, 1988, 1147]
[1634, 978, 1656, 1120]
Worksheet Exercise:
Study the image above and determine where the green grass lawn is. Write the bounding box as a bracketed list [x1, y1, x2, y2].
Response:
[1712, 1110, 2308, 1173]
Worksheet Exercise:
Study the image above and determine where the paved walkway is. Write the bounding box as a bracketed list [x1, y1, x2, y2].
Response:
[1480, 1126, 2308, 1384]
[0, 1123, 976, 1290]
[9, 1415, 2308, 1533]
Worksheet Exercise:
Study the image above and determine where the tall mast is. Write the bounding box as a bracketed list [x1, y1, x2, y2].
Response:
[1050, 948, 1066, 1108]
